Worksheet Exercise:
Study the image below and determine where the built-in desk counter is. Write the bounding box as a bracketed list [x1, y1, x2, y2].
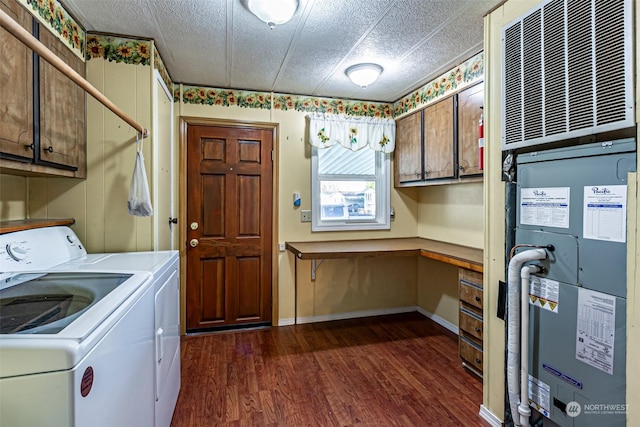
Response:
[285, 237, 483, 274]
[286, 237, 484, 376]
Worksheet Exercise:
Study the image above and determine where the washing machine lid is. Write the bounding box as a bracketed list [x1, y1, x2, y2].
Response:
[0, 272, 135, 335]
[53, 251, 178, 275]
[0, 270, 152, 378]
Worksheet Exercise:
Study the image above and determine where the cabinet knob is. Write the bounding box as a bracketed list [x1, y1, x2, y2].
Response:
[44, 145, 54, 153]
[475, 358, 482, 364]
[459, 165, 465, 171]
[475, 296, 481, 302]
[475, 327, 481, 333]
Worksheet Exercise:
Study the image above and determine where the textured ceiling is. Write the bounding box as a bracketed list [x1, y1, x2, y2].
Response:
[62, 0, 502, 103]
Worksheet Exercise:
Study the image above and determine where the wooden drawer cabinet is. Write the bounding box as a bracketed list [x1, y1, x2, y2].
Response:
[459, 277, 483, 309]
[458, 267, 483, 377]
[459, 335, 483, 372]
[459, 306, 483, 341]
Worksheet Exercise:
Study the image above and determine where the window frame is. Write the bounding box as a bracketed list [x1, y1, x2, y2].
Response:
[311, 145, 390, 232]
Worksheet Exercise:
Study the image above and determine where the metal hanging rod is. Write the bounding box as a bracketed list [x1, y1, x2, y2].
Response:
[0, 8, 149, 138]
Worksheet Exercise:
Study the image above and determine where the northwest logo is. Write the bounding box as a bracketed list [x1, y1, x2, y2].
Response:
[566, 401, 581, 417]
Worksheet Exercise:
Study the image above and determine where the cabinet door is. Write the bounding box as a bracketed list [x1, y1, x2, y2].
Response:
[458, 82, 484, 177]
[423, 96, 455, 180]
[394, 110, 422, 185]
[39, 27, 86, 177]
[0, 0, 33, 161]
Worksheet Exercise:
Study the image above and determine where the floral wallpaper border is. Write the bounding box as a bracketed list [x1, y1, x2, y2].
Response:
[85, 34, 173, 92]
[182, 86, 272, 110]
[273, 94, 393, 118]
[20, 0, 85, 60]
[393, 51, 484, 117]
[85, 34, 151, 66]
[178, 87, 394, 118]
[154, 46, 174, 93]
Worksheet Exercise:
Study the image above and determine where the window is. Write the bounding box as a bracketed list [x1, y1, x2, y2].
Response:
[311, 144, 390, 231]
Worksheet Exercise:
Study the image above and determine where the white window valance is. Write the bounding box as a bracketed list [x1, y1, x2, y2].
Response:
[307, 113, 396, 153]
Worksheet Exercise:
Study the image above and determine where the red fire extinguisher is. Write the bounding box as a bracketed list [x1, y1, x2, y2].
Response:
[478, 107, 484, 171]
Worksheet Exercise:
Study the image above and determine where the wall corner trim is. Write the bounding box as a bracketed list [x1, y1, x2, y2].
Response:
[479, 404, 503, 427]
[415, 306, 459, 335]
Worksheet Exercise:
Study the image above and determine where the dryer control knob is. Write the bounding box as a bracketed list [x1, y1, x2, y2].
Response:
[6, 243, 28, 261]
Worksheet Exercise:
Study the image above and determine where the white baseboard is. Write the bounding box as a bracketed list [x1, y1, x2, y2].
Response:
[278, 306, 417, 325]
[415, 306, 459, 335]
[279, 306, 459, 332]
[479, 405, 503, 427]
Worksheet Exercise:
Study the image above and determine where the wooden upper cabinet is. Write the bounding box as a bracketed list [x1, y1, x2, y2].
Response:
[0, 0, 33, 161]
[0, 1, 87, 178]
[393, 81, 484, 188]
[457, 82, 484, 177]
[39, 27, 86, 177]
[395, 109, 422, 185]
[423, 96, 455, 180]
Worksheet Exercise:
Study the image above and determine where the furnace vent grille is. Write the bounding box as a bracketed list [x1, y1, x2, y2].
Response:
[501, 0, 633, 151]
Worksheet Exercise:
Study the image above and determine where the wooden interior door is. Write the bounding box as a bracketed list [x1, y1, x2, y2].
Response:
[186, 123, 273, 332]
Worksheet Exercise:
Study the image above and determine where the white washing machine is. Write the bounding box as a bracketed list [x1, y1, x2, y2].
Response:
[0, 226, 180, 427]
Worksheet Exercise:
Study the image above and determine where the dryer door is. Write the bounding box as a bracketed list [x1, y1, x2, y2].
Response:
[154, 268, 180, 427]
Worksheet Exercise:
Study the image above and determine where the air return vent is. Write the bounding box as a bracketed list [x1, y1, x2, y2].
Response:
[502, 0, 633, 151]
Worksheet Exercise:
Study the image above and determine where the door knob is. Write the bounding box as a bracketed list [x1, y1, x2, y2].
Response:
[189, 239, 199, 247]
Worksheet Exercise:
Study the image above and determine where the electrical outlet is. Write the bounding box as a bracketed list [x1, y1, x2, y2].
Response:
[301, 210, 311, 222]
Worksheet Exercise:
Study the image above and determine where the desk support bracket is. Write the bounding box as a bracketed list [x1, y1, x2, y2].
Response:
[311, 259, 325, 281]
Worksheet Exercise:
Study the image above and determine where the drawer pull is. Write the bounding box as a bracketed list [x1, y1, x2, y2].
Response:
[475, 327, 481, 333]
[475, 358, 482, 364]
[475, 296, 481, 302]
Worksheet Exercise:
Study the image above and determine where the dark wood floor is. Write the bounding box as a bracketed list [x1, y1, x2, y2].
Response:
[171, 312, 489, 427]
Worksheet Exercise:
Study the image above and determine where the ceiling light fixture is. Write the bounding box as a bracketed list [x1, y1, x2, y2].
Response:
[247, 0, 299, 29]
[345, 63, 383, 88]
